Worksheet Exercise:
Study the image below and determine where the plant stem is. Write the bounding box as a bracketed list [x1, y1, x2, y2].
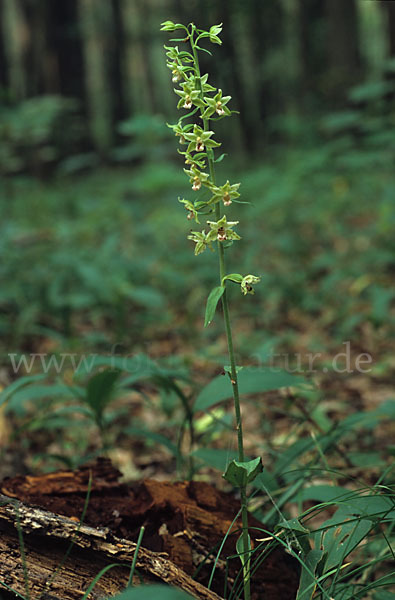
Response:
[190, 26, 251, 600]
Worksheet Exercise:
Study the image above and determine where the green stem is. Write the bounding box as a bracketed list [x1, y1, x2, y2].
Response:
[190, 26, 251, 600]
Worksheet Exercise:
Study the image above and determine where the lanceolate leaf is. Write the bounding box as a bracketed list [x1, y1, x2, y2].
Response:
[204, 285, 225, 327]
[296, 549, 324, 600]
[0, 374, 46, 410]
[111, 584, 193, 599]
[84, 369, 121, 423]
[194, 367, 305, 412]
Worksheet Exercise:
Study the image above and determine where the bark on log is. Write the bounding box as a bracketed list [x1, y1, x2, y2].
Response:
[0, 459, 299, 599]
[0, 493, 221, 600]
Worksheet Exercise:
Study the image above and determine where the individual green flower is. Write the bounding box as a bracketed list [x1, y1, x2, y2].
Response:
[241, 274, 261, 295]
[187, 230, 213, 255]
[206, 215, 241, 242]
[174, 76, 206, 110]
[164, 45, 194, 64]
[197, 73, 217, 94]
[183, 124, 220, 154]
[179, 198, 200, 223]
[174, 84, 203, 110]
[184, 165, 211, 191]
[166, 60, 184, 82]
[167, 122, 192, 145]
[208, 180, 241, 206]
[179, 150, 206, 170]
[202, 89, 232, 119]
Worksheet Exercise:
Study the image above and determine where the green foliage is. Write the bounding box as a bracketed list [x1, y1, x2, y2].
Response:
[114, 114, 174, 164]
[204, 285, 224, 326]
[83, 369, 122, 430]
[223, 457, 263, 488]
[194, 367, 305, 412]
[0, 96, 83, 175]
[111, 585, 193, 599]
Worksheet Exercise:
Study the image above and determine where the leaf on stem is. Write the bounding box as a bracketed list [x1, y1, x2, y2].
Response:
[204, 286, 225, 327]
[223, 457, 263, 487]
[236, 532, 252, 569]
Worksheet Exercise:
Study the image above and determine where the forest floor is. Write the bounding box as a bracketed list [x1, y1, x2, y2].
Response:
[0, 152, 394, 598]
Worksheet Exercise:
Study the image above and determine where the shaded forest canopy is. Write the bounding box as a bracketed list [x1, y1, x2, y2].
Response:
[1, 0, 395, 157]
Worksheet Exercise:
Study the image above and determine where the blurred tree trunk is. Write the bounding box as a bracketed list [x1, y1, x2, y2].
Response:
[1, 0, 28, 100]
[282, 0, 302, 108]
[325, 0, 361, 101]
[120, 0, 152, 115]
[357, 1, 387, 79]
[384, 1, 395, 56]
[30, 0, 50, 95]
[228, 0, 262, 152]
[78, 0, 113, 154]
[146, 0, 174, 115]
[299, 0, 326, 108]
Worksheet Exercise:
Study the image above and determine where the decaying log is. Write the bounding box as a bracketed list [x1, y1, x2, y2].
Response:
[0, 459, 299, 599]
[0, 493, 222, 600]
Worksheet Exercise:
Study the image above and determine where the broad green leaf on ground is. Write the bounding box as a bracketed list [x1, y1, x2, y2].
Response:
[373, 592, 395, 600]
[0, 374, 46, 409]
[111, 584, 193, 599]
[194, 366, 306, 412]
[296, 485, 355, 503]
[318, 516, 372, 573]
[84, 369, 122, 423]
[296, 548, 324, 600]
[4, 382, 78, 416]
[74, 354, 158, 378]
[192, 448, 238, 471]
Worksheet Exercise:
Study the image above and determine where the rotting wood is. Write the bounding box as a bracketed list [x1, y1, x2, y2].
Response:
[0, 494, 222, 600]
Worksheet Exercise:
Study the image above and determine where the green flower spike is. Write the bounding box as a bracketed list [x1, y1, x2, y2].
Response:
[241, 274, 261, 295]
[207, 215, 241, 243]
[179, 198, 200, 223]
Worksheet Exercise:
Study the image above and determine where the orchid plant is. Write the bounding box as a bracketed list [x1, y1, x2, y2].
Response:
[161, 20, 263, 600]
